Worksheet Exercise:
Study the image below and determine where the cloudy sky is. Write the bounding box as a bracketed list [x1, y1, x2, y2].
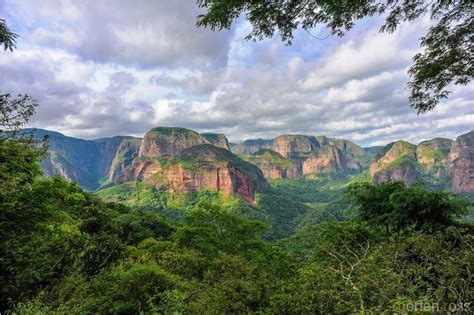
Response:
[1, 0, 472, 146]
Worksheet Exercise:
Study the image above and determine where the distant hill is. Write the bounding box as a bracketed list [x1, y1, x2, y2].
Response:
[26, 127, 473, 194]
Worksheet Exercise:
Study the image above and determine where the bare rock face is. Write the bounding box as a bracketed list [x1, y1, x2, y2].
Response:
[301, 146, 347, 175]
[202, 133, 231, 150]
[370, 141, 417, 175]
[416, 138, 453, 177]
[373, 165, 419, 186]
[231, 139, 273, 155]
[108, 138, 142, 180]
[138, 127, 210, 157]
[118, 144, 268, 203]
[325, 137, 367, 170]
[30, 129, 134, 190]
[369, 141, 418, 186]
[450, 130, 474, 193]
[241, 149, 299, 179]
[272, 135, 320, 158]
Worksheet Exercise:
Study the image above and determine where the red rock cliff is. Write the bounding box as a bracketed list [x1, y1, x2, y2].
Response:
[117, 144, 268, 203]
[450, 130, 474, 193]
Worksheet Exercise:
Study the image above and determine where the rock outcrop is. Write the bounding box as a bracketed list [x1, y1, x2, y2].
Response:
[325, 138, 367, 170]
[450, 130, 474, 193]
[118, 144, 268, 203]
[373, 164, 419, 186]
[272, 135, 320, 158]
[416, 138, 453, 177]
[108, 138, 142, 180]
[241, 149, 299, 179]
[30, 126, 472, 194]
[301, 146, 347, 176]
[30, 129, 132, 190]
[233, 135, 368, 178]
[369, 141, 418, 186]
[138, 127, 209, 157]
[202, 133, 231, 150]
[368, 135, 472, 190]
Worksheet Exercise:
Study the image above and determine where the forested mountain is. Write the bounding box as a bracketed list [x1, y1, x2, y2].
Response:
[3, 126, 473, 314]
[31, 128, 474, 194]
[3, 1, 473, 312]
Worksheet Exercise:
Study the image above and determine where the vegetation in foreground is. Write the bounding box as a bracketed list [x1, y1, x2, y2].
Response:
[1, 17, 473, 314]
[1, 119, 473, 314]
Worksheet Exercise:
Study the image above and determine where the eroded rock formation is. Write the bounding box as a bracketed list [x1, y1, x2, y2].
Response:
[450, 130, 474, 193]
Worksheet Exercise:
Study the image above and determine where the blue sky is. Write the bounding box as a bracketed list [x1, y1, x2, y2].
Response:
[1, 0, 472, 146]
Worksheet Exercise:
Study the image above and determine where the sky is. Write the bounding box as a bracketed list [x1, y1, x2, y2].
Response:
[1, 0, 473, 146]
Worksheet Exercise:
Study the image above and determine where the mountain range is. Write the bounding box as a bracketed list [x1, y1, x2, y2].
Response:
[26, 128, 474, 201]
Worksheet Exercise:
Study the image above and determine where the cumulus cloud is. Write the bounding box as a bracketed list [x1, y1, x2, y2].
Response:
[3, 0, 233, 68]
[0, 1, 472, 146]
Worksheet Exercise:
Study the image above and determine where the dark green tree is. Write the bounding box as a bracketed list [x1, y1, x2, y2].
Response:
[346, 182, 469, 234]
[197, 0, 473, 113]
[0, 18, 17, 51]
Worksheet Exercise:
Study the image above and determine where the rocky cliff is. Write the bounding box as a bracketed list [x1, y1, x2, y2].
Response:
[138, 127, 210, 157]
[117, 144, 268, 203]
[272, 135, 320, 158]
[233, 134, 367, 178]
[368, 134, 474, 191]
[241, 149, 299, 179]
[369, 141, 418, 186]
[30, 129, 131, 190]
[324, 137, 368, 169]
[301, 146, 348, 176]
[29, 127, 472, 194]
[450, 130, 474, 193]
[416, 138, 453, 177]
[108, 138, 142, 180]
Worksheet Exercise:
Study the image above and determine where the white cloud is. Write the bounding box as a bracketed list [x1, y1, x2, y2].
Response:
[0, 2, 472, 146]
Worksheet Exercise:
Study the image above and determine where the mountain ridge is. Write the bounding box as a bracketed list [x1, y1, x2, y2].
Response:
[27, 127, 474, 195]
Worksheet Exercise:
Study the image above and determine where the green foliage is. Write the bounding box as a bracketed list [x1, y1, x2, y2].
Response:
[275, 221, 474, 313]
[383, 155, 417, 170]
[0, 18, 18, 51]
[70, 262, 185, 314]
[2, 92, 473, 313]
[146, 126, 201, 137]
[346, 182, 470, 234]
[247, 148, 292, 168]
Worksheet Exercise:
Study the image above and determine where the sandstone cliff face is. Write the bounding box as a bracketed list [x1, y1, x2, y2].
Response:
[367, 137, 468, 189]
[241, 149, 299, 179]
[272, 135, 320, 158]
[202, 133, 231, 151]
[30, 129, 133, 190]
[118, 144, 268, 203]
[416, 138, 453, 176]
[369, 141, 417, 176]
[33, 126, 471, 194]
[326, 138, 367, 170]
[94, 136, 134, 176]
[234, 135, 368, 178]
[138, 127, 210, 157]
[108, 138, 142, 180]
[301, 146, 347, 175]
[373, 165, 419, 186]
[450, 130, 474, 193]
[369, 141, 418, 186]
